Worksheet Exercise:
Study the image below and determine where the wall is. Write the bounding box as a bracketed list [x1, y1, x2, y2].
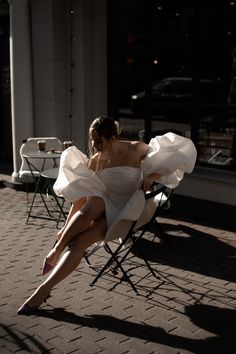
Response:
[30, 0, 107, 152]
[175, 166, 236, 206]
[165, 166, 236, 229]
[31, 0, 67, 139]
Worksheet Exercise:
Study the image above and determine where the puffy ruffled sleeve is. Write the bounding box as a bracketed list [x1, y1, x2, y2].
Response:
[141, 132, 197, 189]
[53, 146, 106, 202]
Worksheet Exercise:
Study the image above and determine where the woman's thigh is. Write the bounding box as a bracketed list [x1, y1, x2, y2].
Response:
[73, 197, 87, 211]
[80, 196, 106, 223]
[61, 196, 106, 241]
[69, 215, 107, 252]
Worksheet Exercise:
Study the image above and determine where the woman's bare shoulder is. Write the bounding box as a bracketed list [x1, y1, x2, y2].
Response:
[129, 140, 149, 158]
[118, 140, 149, 160]
[119, 139, 148, 149]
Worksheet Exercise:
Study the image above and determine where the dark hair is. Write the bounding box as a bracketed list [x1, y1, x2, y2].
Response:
[88, 116, 120, 156]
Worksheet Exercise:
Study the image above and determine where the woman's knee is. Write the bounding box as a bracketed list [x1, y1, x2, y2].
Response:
[70, 217, 107, 251]
[72, 197, 87, 210]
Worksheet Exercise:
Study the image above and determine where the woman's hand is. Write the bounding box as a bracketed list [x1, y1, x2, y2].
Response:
[140, 172, 162, 192]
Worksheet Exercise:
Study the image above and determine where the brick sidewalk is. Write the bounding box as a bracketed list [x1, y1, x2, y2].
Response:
[0, 185, 235, 353]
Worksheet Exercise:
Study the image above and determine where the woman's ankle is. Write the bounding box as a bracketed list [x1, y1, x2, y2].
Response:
[38, 284, 51, 298]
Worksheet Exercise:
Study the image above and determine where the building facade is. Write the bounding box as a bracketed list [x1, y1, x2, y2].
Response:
[0, 0, 235, 227]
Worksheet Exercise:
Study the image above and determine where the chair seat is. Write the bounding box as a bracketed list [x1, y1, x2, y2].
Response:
[19, 137, 63, 179]
[19, 170, 41, 177]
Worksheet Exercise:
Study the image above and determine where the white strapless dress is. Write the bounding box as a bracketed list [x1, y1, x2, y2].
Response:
[53, 132, 197, 242]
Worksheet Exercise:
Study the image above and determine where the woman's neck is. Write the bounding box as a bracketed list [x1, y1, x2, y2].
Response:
[101, 138, 118, 156]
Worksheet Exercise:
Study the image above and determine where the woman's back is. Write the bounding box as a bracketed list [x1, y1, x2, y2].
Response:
[89, 139, 149, 171]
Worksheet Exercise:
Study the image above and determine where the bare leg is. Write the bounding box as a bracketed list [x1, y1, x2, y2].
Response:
[57, 198, 87, 240]
[44, 196, 105, 270]
[17, 216, 107, 312]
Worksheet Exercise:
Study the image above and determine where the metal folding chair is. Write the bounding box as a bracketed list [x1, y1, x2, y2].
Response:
[85, 183, 173, 294]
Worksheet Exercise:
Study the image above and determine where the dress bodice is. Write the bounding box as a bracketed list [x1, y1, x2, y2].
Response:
[99, 166, 141, 196]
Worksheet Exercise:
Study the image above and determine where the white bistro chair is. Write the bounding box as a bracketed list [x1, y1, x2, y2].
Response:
[18, 137, 63, 220]
[19, 137, 63, 183]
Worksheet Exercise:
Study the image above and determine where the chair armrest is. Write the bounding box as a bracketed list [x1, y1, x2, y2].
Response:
[144, 182, 167, 200]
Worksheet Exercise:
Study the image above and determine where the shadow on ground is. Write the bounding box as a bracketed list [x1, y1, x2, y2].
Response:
[134, 222, 236, 283]
[28, 304, 236, 354]
[0, 323, 49, 353]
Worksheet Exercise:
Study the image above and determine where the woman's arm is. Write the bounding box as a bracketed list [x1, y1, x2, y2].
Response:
[140, 172, 162, 192]
[135, 142, 162, 191]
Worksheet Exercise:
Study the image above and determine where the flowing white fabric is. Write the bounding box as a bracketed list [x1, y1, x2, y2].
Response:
[53, 132, 197, 242]
[141, 132, 197, 188]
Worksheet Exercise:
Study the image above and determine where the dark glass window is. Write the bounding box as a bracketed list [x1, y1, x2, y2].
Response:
[108, 0, 236, 171]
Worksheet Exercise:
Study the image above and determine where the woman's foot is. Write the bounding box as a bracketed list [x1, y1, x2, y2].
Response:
[42, 248, 61, 275]
[17, 286, 51, 315]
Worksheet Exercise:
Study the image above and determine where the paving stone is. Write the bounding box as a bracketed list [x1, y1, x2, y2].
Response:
[0, 185, 235, 354]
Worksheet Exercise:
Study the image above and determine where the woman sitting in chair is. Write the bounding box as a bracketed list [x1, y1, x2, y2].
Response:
[17, 116, 196, 314]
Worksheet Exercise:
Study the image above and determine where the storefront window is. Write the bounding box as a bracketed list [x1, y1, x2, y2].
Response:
[197, 1, 236, 170]
[108, 0, 236, 171]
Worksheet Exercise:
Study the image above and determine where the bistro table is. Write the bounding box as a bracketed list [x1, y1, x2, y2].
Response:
[23, 151, 62, 222]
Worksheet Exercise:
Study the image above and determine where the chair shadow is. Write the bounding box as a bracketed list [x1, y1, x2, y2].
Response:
[0, 323, 49, 353]
[134, 222, 236, 283]
[33, 305, 236, 354]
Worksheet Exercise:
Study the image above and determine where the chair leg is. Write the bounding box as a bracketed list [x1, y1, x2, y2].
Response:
[105, 244, 139, 294]
[26, 176, 29, 214]
[88, 194, 173, 294]
[132, 241, 160, 279]
[89, 231, 139, 294]
[26, 177, 40, 223]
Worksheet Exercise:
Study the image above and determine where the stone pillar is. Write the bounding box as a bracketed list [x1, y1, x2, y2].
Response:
[8, 0, 34, 180]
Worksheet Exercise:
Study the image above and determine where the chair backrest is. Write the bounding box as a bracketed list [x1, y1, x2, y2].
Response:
[19, 137, 63, 180]
[103, 184, 173, 244]
[136, 184, 172, 229]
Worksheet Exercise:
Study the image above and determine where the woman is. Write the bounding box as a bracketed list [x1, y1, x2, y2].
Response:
[17, 116, 196, 314]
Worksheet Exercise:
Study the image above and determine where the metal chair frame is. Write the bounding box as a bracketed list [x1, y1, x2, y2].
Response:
[85, 183, 173, 294]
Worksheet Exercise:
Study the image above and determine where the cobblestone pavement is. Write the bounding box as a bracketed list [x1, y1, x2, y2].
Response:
[0, 184, 235, 354]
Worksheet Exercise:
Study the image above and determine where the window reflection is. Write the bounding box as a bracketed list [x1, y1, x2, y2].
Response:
[198, 113, 236, 169]
[109, 0, 236, 171]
